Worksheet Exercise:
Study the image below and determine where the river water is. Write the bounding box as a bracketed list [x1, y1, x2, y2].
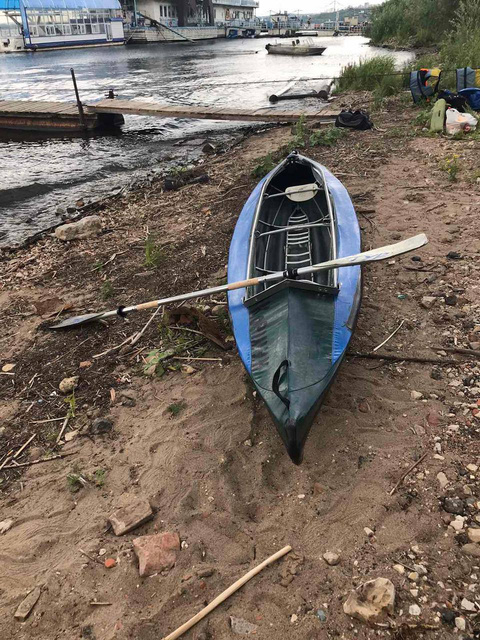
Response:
[0, 36, 411, 247]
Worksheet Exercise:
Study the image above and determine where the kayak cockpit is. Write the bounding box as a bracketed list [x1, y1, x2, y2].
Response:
[246, 154, 339, 302]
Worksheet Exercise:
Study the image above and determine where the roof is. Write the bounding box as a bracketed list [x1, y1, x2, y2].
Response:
[0, 0, 121, 10]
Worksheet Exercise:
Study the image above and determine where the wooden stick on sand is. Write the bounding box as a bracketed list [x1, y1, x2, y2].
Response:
[162, 545, 292, 640]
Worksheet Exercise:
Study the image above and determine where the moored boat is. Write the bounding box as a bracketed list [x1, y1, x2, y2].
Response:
[265, 38, 326, 55]
[227, 152, 361, 464]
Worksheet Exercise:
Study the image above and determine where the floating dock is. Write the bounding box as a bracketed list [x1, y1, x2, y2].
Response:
[0, 98, 337, 132]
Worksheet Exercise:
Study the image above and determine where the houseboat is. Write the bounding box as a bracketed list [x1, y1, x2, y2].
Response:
[0, 0, 125, 53]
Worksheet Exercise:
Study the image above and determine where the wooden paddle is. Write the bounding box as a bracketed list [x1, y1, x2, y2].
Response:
[50, 233, 427, 329]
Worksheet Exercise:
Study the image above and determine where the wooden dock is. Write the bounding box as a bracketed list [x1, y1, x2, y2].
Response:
[0, 98, 337, 133]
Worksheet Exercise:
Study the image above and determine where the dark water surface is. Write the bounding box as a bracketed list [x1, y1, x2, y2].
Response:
[0, 37, 411, 247]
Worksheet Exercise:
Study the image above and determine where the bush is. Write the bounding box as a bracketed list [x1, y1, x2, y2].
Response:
[336, 55, 405, 98]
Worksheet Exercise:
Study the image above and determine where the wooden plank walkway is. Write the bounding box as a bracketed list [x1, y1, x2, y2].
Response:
[89, 98, 337, 122]
[0, 98, 337, 125]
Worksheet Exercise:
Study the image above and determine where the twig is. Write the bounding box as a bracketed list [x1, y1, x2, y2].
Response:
[30, 417, 65, 424]
[431, 346, 480, 358]
[168, 326, 206, 338]
[14, 433, 36, 459]
[389, 453, 428, 496]
[78, 548, 103, 565]
[392, 559, 416, 573]
[0, 455, 12, 470]
[373, 320, 405, 353]
[90, 601, 112, 606]
[1, 452, 76, 470]
[425, 203, 444, 213]
[348, 352, 460, 365]
[56, 415, 70, 444]
[0, 372, 14, 376]
[172, 357, 223, 362]
[93, 332, 137, 359]
[161, 546, 292, 640]
[129, 307, 162, 348]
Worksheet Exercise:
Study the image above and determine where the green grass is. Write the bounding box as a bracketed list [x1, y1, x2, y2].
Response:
[251, 153, 277, 179]
[101, 280, 114, 300]
[144, 235, 164, 269]
[167, 401, 186, 416]
[439, 154, 461, 182]
[93, 469, 106, 487]
[336, 55, 405, 98]
[309, 127, 348, 147]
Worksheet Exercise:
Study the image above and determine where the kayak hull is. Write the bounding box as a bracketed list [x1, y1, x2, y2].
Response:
[228, 153, 361, 463]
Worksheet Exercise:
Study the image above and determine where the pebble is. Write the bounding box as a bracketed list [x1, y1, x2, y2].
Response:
[443, 497, 465, 515]
[455, 617, 466, 631]
[461, 598, 476, 611]
[408, 572, 419, 582]
[410, 589, 419, 597]
[461, 544, 480, 558]
[104, 558, 116, 569]
[467, 464, 479, 472]
[467, 528, 480, 543]
[90, 416, 114, 435]
[421, 296, 436, 309]
[409, 604, 421, 616]
[437, 472, 449, 489]
[316, 609, 327, 622]
[393, 564, 405, 575]
[413, 564, 427, 575]
[343, 577, 395, 623]
[14, 587, 41, 621]
[449, 516, 465, 531]
[364, 527, 375, 537]
[323, 552, 340, 566]
[290, 614, 298, 623]
[109, 496, 153, 536]
[59, 376, 79, 394]
[98, 548, 106, 556]
[410, 391, 423, 400]
[229, 616, 258, 635]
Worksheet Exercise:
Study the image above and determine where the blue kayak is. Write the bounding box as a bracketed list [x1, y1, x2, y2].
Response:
[227, 152, 361, 464]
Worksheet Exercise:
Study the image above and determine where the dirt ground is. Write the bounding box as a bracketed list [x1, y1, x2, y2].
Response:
[1, 93, 480, 640]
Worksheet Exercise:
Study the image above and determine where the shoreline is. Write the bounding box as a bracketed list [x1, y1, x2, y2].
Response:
[1, 93, 480, 639]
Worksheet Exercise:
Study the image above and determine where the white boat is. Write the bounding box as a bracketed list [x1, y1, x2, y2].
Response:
[265, 37, 326, 56]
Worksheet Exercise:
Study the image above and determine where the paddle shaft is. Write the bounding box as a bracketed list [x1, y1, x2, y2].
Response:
[50, 233, 427, 328]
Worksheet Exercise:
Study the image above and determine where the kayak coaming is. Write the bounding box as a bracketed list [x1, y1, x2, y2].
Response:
[227, 154, 361, 462]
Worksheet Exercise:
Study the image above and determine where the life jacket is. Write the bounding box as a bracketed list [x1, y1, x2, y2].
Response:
[456, 67, 480, 91]
[410, 68, 442, 103]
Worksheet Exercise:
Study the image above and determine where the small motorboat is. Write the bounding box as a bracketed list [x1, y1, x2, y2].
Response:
[265, 38, 326, 56]
[227, 152, 361, 464]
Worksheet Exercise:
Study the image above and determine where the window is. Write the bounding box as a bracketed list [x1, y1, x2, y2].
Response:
[62, 24, 71, 34]
[168, 6, 171, 17]
[160, 6, 163, 16]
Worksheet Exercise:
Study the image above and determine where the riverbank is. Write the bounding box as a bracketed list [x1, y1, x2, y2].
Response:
[1, 93, 480, 639]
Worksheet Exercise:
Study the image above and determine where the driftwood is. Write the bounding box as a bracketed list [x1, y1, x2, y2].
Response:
[348, 352, 460, 365]
[1, 452, 76, 470]
[432, 346, 480, 358]
[389, 452, 428, 496]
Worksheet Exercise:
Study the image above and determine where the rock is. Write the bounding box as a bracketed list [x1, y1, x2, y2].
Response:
[182, 365, 196, 375]
[410, 390, 423, 400]
[229, 616, 258, 635]
[413, 564, 427, 575]
[196, 567, 214, 578]
[14, 587, 41, 621]
[0, 519, 13, 534]
[449, 516, 465, 531]
[455, 617, 466, 631]
[133, 531, 180, 577]
[120, 390, 136, 407]
[290, 614, 298, 623]
[90, 417, 114, 435]
[393, 564, 405, 575]
[443, 497, 465, 515]
[467, 464, 479, 472]
[109, 496, 153, 536]
[55, 216, 102, 242]
[211, 304, 227, 316]
[431, 368, 442, 380]
[343, 577, 395, 623]
[202, 142, 216, 155]
[59, 376, 79, 394]
[461, 543, 480, 558]
[409, 604, 421, 616]
[442, 609, 456, 625]
[445, 295, 457, 306]
[421, 296, 436, 309]
[316, 609, 327, 621]
[364, 527, 375, 537]
[323, 551, 340, 566]
[437, 472, 449, 489]
[408, 572, 419, 581]
[461, 598, 476, 612]
[467, 528, 480, 543]
[413, 424, 426, 436]
[104, 558, 116, 569]
[79, 360, 92, 368]
[446, 251, 462, 259]
[64, 429, 79, 442]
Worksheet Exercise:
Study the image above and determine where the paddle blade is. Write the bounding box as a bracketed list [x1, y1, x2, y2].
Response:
[346, 232, 428, 266]
[49, 312, 106, 329]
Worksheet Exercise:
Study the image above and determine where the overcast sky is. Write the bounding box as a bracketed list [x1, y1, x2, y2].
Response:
[259, 0, 385, 17]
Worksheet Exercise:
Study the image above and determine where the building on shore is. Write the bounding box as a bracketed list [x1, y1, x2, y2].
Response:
[0, 0, 124, 53]
[123, 0, 260, 42]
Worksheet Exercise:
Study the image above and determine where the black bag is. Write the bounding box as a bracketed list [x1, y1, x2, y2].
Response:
[437, 90, 468, 113]
[335, 109, 373, 130]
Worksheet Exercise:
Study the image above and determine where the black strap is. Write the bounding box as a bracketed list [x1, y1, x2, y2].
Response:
[116, 306, 127, 318]
[272, 360, 290, 409]
[284, 268, 298, 279]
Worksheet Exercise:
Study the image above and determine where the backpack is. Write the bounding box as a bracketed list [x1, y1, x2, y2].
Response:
[335, 109, 373, 130]
[410, 68, 442, 103]
[437, 90, 468, 113]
